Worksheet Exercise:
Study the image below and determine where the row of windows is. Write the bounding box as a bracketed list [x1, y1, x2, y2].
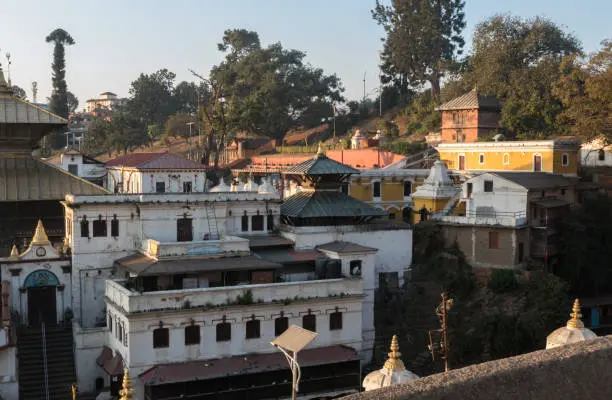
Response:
[81, 215, 119, 238]
[152, 312, 343, 348]
[109, 315, 128, 347]
[155, 181, 193, 193]
[241, 214, 274, 232]
[458, 153, 570, 171]
[372, 181, 412, 198]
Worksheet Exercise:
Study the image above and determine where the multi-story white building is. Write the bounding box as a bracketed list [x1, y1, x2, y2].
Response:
[105, 152, 209, 194]
[85, 92, 123, 115]
[45, 148, 107, 187]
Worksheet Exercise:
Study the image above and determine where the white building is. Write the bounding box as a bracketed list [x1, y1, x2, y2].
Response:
[105, 152, 208, 194]
[45, 148, 107, 187]
[86, 92, 122, 114]
[581, 137, 612, 167]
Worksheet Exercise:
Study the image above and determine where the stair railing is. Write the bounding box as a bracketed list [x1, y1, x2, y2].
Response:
[41, 322, 50, 400]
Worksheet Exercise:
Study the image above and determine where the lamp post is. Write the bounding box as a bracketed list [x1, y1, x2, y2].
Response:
[271, 325, 317, 400]
[186, 122, 195, 160]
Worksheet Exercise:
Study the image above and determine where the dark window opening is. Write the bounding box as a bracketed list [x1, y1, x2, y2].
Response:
[484, 180, 494, 193]
[403, 182, 411, 196]
[108, 315, 112, 331]
[241, 215, 249, 231]
[562, 154, 569, 167]
[267, 214, 274, 231]
[245, 319, 261, 339]
[216, 322, 231, 342]
[184, 325, 200, 345]
[177, 217, 193, 242]
[330, 312, 343, 331]
[156, 182, 166, 193]
[518, 243, 524, 263]
[489, 231, 499, 249]
[93, 217, 107, 237]
[68, 164, 78, 175]
[373, 182, 381, 197]
[153, 328, 169, 348]
[111, 216, 119, 237]
[533, 155, 542, 172]
[458, 155, 465, 170]
[275, 316, 288, 336]
[80, 217, 89, 237]
[598, 149, 605, 161]
[341, 182, 349, 195]
[252, 215, 264, 231]
[350, 260, 362, 276]
[183, 181, 192, 193]
[402, 207, 412, 222]
[467, 182, 473, 198]
[479, 154, 485, 164]
[303, 314, 316, 332]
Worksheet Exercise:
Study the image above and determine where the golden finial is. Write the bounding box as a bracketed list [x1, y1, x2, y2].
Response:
[567, 298, 584, 329]
[119, 368, 134, 399]
[316, 142, 325, 158]
[8, 245, 19, 260]
[71, 383, 77, 400]
[383, 335, 406, 372]
[31, 220, 50, 245]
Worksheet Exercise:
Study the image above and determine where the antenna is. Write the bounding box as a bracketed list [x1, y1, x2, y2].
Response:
[32, 82, 38, 103]
[5, 53, 11, 86]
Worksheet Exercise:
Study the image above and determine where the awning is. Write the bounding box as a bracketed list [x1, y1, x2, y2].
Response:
[96, 346, 113, 367]
[139, 345, 359, 386]
[98, 349, 123, 376]
[115, 253, 282, 276]
[531, 198, 569, 208]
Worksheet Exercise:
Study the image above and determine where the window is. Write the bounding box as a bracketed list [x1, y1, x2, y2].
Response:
[275, 316, 288, 336]
[329, 312, 343, 331]
[267, 214, 274, 231]
[245, 319, 260, 339]
[373, 182, 381, 198]
[108, 315, 112, 331]
[80, 216, 89, 238]
[503, 153, 510, 165]
[156, 182, 166, 193]
[303, 314, 316, 332]
[561, 188, 566, 195]
[598, 149, 605, 161]
[153, 328, 169, 348]
[93, 216, 107, 237]
[479, 153, 485, 164]
[562, 153, 569, 167]
[350, 260, 362, 276]
[183, 181, 193, 193]
[177, 217, 193, 242]
[484, 180, 494, 193]
[466, 182, 473, 198]
[518, 243, 524, 263]
[458, 155, 465, 170]
[216, 322, 231, 342]
[184, 325, 200, 345]
[403, 182, 411, 196]
[241, 214, 249, 232]
[341, 182, 349, 195]
[111, 215, 119, 237]
[489, 231, 499, 249]
[68, 164, 78, 175]
[533, 154, 542, 172]
[252, 215, 264, 231]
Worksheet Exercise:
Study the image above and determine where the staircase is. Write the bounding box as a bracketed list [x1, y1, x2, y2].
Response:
[18, 325, 76, 400]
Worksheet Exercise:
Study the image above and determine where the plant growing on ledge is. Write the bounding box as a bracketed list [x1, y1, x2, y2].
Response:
[235, 290, 254, 305]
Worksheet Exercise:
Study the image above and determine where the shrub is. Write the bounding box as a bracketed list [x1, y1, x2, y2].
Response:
[488, 269, 519, 293]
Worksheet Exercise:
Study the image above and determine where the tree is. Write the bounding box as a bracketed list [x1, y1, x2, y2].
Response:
[553, 40, 612, 143]
[67, 91, 79, 114]
[173, 81, 201, 114]
[127, 69, 177, 128]
[372, 0, 466, 101]
[11, 85, 27, 100]
[164, 112, 198, 139]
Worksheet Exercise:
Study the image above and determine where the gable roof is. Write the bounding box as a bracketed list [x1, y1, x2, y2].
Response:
[284, 153, 359, 175]
[106, 152, 208, 170]
[317, 241, 378, 254]
[492, 172, 572, 190]
[281, 191, 387, 219]
[436, 88, 501, 111]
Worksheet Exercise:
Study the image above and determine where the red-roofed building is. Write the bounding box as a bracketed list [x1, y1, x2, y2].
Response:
[105, 152, 209, 193]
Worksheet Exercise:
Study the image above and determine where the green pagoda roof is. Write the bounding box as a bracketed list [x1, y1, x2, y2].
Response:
[284, 147, 359, 176]
[281, 191, 387, 219]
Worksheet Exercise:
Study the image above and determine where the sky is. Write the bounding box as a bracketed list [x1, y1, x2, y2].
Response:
[1, 0, 610, 109]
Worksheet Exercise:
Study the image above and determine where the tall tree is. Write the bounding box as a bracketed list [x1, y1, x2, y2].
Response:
[67, 91, 79, 114]
[127, 69, 177, 128]
[173, 81, 200, 114]
[372, 0, 466, 101]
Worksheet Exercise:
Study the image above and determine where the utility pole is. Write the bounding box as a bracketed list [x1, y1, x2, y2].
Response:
[363, 71, 366, 105]
[428, 292, 453, 372]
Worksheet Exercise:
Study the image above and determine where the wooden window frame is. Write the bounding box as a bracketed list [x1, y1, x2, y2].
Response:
[274, 316, 288, 336]
[245, 319, 261, 339]
[373, 181, 381, 198]
[329, 312, 343, 331]
[302, 314, 316, 332]
[153, 327, 169, 349]
[489, 231, 499, 249]
[184, 325, 200, 345]
[92, 216, 107, 237]
[216, 322, 231, 342]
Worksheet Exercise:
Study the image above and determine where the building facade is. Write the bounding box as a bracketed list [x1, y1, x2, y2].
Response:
[86, 92, 123, 115]
[45, 149, 107, 187]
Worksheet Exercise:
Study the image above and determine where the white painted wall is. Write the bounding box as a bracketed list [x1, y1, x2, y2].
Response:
[74, 324, 107, 393]
[107, 169, 207, 194]
[463, 173, 528, 217]
[581, 148, 612, 167]
[55, 153, 106, 181]
[0, 347, 17, 400]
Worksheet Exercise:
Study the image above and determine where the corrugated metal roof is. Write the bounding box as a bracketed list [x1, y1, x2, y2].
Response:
[115, 253, 282, 276]
[284, 153, 359, 175]
[436, 88, 501, 111]
[0, 156, 108, 201]
[531, 198, 569, 208]
[0, 95, 68, 124]
[242, 235, 294, 249]
[317, 241, 378, 254]
[106, 152, 208, 170]
[281, 191, 387, 218]
[255, 249, 326, 264]
[493, 172, 572, 190]
[139, 344, 359, 385]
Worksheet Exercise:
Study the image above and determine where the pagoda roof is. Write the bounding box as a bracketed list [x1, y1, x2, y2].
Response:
[281, 190, 386, 219]
[284, 152, 359, 176]
[436, 88, 501, 111]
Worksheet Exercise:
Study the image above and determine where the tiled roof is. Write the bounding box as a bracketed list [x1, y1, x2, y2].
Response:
[284, 153, 359, 175]
[281, 191, 387, 219]
[105, 152, 208, 170]
[317, 241, 378, 254]
[493, 172, 572, 190]
[436, 88, 501, 111]
[0, 156, 108, 201]
[250, 149, 405, 170]
[139, 344, 359, 385]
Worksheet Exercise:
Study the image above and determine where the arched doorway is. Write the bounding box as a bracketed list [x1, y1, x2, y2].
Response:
[24, 270, 60, 327]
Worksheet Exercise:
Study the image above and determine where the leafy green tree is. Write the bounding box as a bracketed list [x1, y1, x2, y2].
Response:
[372, 0, 466, 101]
[46, 28, 75, 147]
[67, 91, 79, 114]
[83, 118, 112, 157]
[173, 81, 201, 114]
[402, 91, 441, 136]
[375, 119, 399, 139]
[164, 112, 198, 139]
[11, 85, 27, 100]
[127, 69, 177, 128]
[553, 40, 612, 143]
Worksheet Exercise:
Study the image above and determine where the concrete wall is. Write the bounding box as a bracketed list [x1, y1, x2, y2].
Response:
[463, 173, 528, 217]
[0, 346, 17, 399]
[74, 324, 107, 393]
[107, 169, 207, 194]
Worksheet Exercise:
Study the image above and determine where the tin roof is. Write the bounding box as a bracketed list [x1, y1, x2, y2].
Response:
[493, 172, 572, 190]
[317, 241, 378, 254]
[241, 235, 294, 250]
[281, 191, 387, 219]
[254, 249, 326, 264]
[106, 152, 208, 170]
[0, 156, 108, 201]
[436, 88, 501, 111]
[139, 344, 359, 385]
[284, 153, 359, 176]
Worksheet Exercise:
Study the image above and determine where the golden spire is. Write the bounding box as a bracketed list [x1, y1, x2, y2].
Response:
[316, 142, 325, 158]
[72, 383, 77, 400]
[31, 220, 50, 245]
[567, 298, 585, 329]
[119, 368, 134, 399]
[383, 335, 406, 372]
[8, 245, 19, 260]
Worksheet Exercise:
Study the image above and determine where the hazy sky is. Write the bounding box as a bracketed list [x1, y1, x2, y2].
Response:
[1, 0, 609, 108]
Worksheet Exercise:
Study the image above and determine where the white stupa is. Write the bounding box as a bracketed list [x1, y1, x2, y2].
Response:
[546, 299, 597, 349]
[210, 178, 230, 193]
[362, 335, 419, 391]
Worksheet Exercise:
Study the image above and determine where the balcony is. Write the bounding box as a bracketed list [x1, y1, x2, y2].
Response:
[141, 236, 250, 258]
[105, 277, 363, 315]
[439, 210, 527, 227]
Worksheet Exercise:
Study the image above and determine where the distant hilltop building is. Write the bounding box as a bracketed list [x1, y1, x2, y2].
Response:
[86, 92, 124, 116]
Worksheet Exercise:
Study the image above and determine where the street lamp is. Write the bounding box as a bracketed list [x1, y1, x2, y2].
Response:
[271, 325, 317, 400]
[186, 122, 195, 160]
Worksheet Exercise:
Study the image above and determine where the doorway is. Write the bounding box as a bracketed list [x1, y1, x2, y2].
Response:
[28, 286, 57, 327]
[533, 154, 542, 172]
[458, 155, 465, 170]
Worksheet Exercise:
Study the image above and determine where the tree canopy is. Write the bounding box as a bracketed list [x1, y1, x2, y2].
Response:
[127, 68, 177, 128]
[46, 28, 75, 147]
[11, 85, 26, 100]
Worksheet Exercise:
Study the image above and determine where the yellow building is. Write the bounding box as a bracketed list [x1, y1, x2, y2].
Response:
[437, 138, 580, 176]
